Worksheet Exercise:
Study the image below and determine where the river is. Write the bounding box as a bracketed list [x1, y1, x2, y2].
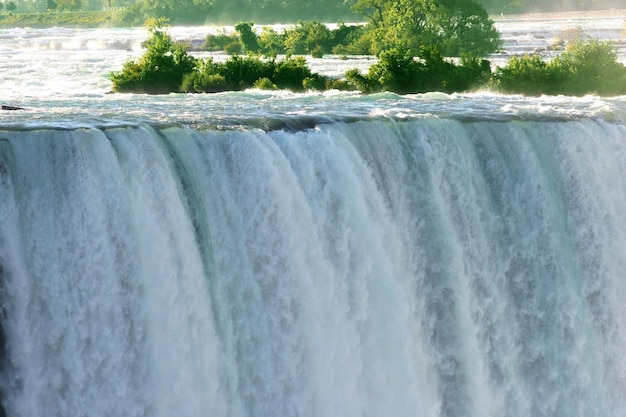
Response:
[0, 14, 626, 417]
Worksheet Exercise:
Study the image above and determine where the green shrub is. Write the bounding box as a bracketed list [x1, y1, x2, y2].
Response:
[110, 18, 196, 94]
[345, 68, 381, 93]
[253, 77, 278, 90]
[218, 55, 275, 90]
[273, 56, 313, 92]
[224, 41, 242, 55]
[204, 31, 238, 51]
[310, 45, 325, 58]
[345, 48, 490, 94]
[235, 22, 260, 54]
[181, 73, 230, 93]
[303, 75, 328, 91]
[492, 54, 555, 95]
[257, 27, 286, 57]
[283, 21, 333, 56]
[552, 38, 626, 95]
[493, 39, 626, 96]
[334, 28, 373, 55]
[367, 48, 423, 93]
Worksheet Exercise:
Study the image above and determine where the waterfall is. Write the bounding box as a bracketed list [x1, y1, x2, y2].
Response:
[0, 117, 625, 417]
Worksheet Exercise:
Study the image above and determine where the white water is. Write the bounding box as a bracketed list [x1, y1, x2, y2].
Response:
[1, 15, 626, 417]
[1, 118, 626, 417]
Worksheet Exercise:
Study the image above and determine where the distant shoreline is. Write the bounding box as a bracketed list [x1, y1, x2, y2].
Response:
[495, 9, 626, 20]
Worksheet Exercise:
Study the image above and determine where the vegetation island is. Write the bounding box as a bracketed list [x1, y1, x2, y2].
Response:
[1, 0, 625, 96]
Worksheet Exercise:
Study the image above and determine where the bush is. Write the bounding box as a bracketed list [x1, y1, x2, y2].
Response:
[552, 38, 626, 95]
[181, 73, 230, 93]
[273, 56, 313, 92]
[303, 75, 327, 91]
[110, 18, 196, 94]
[218, 55, 275, 89]
[204, 31, 238, 51]
[310, 45, 325, 58]
[224, 41, 242, 55]
[235, 22, 260, 54]
[345, 47, 490, 94]
[283, 21, 333, 56]
[492, 54, 556, 95]
[493, 39, 626, 96]
[253, 77, 277, 90]
[257, 27, 286, 57]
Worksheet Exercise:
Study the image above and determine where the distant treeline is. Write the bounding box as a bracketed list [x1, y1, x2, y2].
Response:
[4, 0, 624, 25]
[118, 0, 626, 25]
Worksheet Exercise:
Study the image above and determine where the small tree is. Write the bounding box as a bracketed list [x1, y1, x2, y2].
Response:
[552, 38, 626, 95]
[257, 27, 285, 57]
[352, 0, 501, 59]
[110, 18, 196, 93]
[492, 54, 556, 95]
[235, 22, 260, 54]
[5, 1, 15, 11]
[493, 39, 626, 96]
[283, 21, 333, 57]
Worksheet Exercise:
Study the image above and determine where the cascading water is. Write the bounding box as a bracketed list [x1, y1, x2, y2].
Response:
[0, 117, 625, 417]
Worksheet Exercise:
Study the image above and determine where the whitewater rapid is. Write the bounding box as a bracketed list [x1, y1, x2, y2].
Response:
[1, 116, 626, 417]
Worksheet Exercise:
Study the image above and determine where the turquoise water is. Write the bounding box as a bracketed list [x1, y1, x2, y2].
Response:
[1, 117, 626, 416]
[1, 19, 626, 417]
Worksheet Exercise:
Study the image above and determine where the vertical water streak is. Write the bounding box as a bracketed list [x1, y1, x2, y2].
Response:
[105, 125, 228, 417]
[0, 137, 17, 417]
[0, 117, 624, 417]
[272, 123, 427, 417]
[0, 128, 152, 417]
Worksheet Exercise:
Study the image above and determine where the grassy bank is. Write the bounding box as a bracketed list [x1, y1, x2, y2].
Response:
[0, 10, 128, 28]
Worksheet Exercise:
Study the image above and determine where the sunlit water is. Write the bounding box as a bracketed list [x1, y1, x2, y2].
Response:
[1, 15, 626, 417]
[0, 15, 625, 125]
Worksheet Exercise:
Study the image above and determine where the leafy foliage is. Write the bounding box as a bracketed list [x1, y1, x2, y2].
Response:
[203, 30, 238, 52]
[110, 18, 196, 93]
[346, 47, 491, 93]
[283, 21, 333, 56]
[257, 27, 286, 57]
[112, 24, 334, 94]
[353, 0, 501, 59]
[492, 54, 557, 95]
[235, 22, 260, 54]
[120, 0, 212, 25]
[493, 39, 626, 96]
[204, 22, 367, 58]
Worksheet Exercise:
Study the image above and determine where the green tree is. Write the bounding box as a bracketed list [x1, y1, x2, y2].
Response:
[493, 39, 626, 96]
[257, 27, 286, 57]
[124, 0, 213, 25]
[110, 18, 196, 93]
[492, 54, 557, 95]
[353, 0, 501, 59]
[551, 38, 626, 96]
[235, 22, 260, 53]
[346, 46, 490, 93]
[5, 1, 15, 11]
[283, 21, 333, 56]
